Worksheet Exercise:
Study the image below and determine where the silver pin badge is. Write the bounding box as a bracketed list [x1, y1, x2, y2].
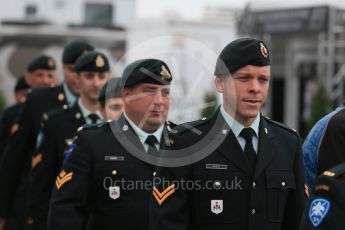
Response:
[221, 129, 228, 135]
[264, 128, 268, 134]
[75, 113, 81, 119]
[122, 125, 129, 131]
[213, 181, 222, 189]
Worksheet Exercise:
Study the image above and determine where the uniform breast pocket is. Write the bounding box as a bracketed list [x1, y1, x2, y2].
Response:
[266, 171, 296, 222]
[93, 163, 137, 211]
[193, 170, 242, 224]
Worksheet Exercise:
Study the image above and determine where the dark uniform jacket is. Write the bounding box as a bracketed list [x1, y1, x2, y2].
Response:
[152, 109, 307, 230]
[300, 162, 345, 230]
[0, 84, 68, 220]
[25, 103, 86, 230]
[48, 115, 174, 230]
[0, 103, 24, 160]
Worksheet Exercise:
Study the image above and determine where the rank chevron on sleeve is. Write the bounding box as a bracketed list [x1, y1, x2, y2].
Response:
[153, 184, 175, 205]
[55, 170, 73, 190]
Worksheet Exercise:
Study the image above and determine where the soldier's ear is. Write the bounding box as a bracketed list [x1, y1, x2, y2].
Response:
[215, 76, 224, 93]
[122, 87, 132, 104]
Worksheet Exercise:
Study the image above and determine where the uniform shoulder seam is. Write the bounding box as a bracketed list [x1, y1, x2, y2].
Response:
[175, 117, 210, 133]
[264, 117, 297, 134]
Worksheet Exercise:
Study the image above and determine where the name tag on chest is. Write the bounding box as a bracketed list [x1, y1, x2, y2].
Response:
[105, 156, 125, 161]
[206, 164, 228, 170]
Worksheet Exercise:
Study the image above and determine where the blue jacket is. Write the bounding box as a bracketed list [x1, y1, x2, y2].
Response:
[302, 104, 345, 188]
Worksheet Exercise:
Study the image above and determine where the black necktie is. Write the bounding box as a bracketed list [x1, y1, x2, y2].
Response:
[145, 135, 158, 155]
[88, 113, 99, 124]
[240, 128, 257, 174]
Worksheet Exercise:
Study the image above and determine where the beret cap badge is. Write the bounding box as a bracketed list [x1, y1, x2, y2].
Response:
[260, 42, 269, 58]
[160, 65, 172, 80]
[48, 58, 55, 68]
[96, 55, 105, 68]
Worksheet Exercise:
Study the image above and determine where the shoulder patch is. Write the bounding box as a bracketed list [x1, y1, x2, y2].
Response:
[264, 117, 297, 134]
[309, 198, 330, 227]
[64, 142, 76, 162]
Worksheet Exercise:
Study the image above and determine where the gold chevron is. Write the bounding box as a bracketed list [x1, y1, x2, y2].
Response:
[31, 153, 42, 168]
[153, 184, 175, 205]
[55, 170, 73, 190]
[10, 123, 20, 135]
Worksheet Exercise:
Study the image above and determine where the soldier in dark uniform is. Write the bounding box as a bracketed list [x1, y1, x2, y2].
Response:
[0, 55, 58, 230]
[47, 58, 174, 230]
[300, 162, 345, 230]
[0, 40, 94, 230]
[14, 76, 32, 103]
[22, 55, 58, 89]
[152, 38, 307, 230]
[24, 51, 110, 230]
[0, 77, 31, 160]
[98, 78, 124, 121]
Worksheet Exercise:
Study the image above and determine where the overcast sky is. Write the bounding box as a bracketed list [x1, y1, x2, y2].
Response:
[136, 0, 248, 19]
[136, 0, 345, 19]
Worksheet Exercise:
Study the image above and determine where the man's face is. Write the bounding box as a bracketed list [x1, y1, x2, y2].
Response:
[215, 65, 270, 126]
[63, 64, 79, 95]
[25, 69, 57, 88]
[78, 71, 110, 103]
[101, 98, 124, 121]
[123, 83, 170, 133]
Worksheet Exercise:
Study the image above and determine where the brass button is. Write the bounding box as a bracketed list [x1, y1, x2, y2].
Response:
[112, 170, 117, 175]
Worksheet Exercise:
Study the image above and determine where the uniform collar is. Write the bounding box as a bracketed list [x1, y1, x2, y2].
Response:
[63, 82, 77, 106]
[78, 98, 103, 121]
[220, 105, 260, 138]
[123, 112, 164, 145]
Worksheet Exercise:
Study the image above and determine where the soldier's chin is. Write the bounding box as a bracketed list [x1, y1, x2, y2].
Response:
[147, 117, 165, 127]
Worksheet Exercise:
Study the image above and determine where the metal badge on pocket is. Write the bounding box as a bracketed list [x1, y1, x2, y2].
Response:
[109, 186, 120, 200]
[211, 200, 223, 214]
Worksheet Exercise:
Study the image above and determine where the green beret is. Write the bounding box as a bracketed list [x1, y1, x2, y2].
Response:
[122, 59, 172, 87]
[27, 55, 56, 73]
[214, 38, 270, 75]
[75, 51, 110, 73]
[98, 78, 122, 106]
[62, 39, 94, 64]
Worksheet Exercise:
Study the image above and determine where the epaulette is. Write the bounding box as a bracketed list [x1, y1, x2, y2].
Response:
[263, 116, 297, 134]
[321, 161, 345, 179]
[167, 120, 177, 129]
[174, 117, 210, 134]
[42, 105, 69, 122]
[76, 121, 108, 133]
[28, 84, 57, 98]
